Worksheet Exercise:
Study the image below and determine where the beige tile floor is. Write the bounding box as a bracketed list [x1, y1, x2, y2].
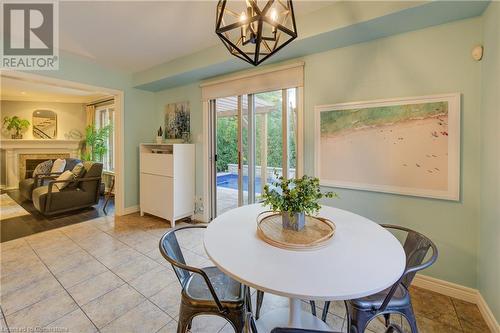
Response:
[0, 213, 490, 333]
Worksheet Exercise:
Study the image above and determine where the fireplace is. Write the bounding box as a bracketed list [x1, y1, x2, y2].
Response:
[25, 159, 55, 179]
[18, 153, 70, 181]
[0, 139, 79, 189]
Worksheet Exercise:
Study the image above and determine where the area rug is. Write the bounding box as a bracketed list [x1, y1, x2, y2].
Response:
[0, 193, 30, 220]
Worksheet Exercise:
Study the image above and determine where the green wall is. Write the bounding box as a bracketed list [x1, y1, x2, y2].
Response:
[479, 2, 500, 322]
[153, 17, 484, 289]
[305, 18, 482, 289]
[32, 52, 156, 208]
[154, 83, 204, 198]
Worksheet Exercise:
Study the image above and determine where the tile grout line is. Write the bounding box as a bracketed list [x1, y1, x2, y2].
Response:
[24, 236, 101, 332]
[0, 306, 11, 333]
[1, 238, 78, 317]
[450, 297, 466, 333]
[154, 318, 178, 333]
[410, 289, 466, 333]
[417, 296, 467, 332]
[21, 226, 168, 331]
[299, 300, 347, 331]
[58, 223, 179, 329]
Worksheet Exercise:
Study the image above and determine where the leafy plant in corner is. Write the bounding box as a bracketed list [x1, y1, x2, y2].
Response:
[262, 174, 337, 230]
[81, 124, 112, 162]
[3, 116, 30, 139]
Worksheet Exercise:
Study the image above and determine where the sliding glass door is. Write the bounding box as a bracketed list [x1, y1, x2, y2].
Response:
[209, 88, 298, 218]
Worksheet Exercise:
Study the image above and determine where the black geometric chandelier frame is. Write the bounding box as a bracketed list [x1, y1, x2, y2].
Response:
[215, 0, 298, 66]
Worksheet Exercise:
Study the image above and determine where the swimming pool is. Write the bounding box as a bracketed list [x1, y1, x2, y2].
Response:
[217, 173, 273, 192]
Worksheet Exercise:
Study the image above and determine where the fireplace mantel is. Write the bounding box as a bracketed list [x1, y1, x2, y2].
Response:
[1, 139, 81, 189]
[1, 139, 80, 149]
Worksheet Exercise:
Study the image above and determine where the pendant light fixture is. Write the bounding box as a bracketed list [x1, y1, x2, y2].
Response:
[215, 0, 297, 66]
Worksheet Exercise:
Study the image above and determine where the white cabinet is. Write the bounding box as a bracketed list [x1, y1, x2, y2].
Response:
[139, 143, 195, 227]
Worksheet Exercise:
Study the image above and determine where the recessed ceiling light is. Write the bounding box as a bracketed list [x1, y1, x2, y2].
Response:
[21, 91, 26, 94]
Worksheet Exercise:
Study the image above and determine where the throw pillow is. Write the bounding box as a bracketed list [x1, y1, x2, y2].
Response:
[71, 162, 86, 178]
[54, 170, 75, 190]
[51, 158, 66, 173]
[68, 162, 85, 189]
[32, 160, 53, 177]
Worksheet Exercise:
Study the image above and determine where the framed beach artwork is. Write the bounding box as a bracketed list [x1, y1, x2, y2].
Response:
[314, 93, 460, 201]
[164, 101, 190, 140]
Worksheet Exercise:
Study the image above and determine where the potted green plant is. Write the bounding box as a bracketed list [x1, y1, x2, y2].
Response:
[262, 174, 337, 231]
[3, 116, 30, 139]
[81, 124, 112, 162]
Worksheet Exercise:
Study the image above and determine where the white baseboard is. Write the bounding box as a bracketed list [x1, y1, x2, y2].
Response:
[414, 274, 499, 332]
[413, 274, 477, 303]
[122, 205, 139, 215]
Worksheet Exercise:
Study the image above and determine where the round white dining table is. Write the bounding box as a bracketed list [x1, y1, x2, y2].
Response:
[204, 204, 406, 332]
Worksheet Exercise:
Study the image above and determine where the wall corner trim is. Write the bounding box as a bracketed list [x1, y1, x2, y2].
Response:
[413, 274, 500, 332]
[121, 205, 140, 216]
[192, 213, 208, 223]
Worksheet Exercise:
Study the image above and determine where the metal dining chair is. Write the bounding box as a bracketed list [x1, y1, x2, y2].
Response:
[159, 225, 251, 333]
[318, 224, 438, 333]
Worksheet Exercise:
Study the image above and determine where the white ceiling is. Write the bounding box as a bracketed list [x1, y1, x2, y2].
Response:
[59, 1, 334, 72]
[0, 76, 109, 103]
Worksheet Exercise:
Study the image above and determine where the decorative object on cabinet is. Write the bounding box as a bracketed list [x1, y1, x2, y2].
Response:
[3, 116, 30, 139]
[315, 93, 460, 201]
[181, 131, 191, 143]
[32, 110, 57, 139]
[140, 143, 195, 227]
[164, 101, 190, 140]
[156, 126, 163, 144]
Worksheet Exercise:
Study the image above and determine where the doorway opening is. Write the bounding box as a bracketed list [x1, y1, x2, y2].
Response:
[0, 72, 124, 241]
[209, 88, 298, 218]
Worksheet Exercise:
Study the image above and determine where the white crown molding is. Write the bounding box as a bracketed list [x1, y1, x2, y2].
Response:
[414, 274, 499, 333]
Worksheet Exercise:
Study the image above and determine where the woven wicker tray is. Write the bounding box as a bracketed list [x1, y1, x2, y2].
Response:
[256, 211, 336, 251]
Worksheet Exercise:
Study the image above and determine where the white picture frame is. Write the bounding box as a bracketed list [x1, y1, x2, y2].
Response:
[314, 93, 461, 201]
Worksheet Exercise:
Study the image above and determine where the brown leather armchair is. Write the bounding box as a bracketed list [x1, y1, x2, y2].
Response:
[32, 161, 103, 215]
